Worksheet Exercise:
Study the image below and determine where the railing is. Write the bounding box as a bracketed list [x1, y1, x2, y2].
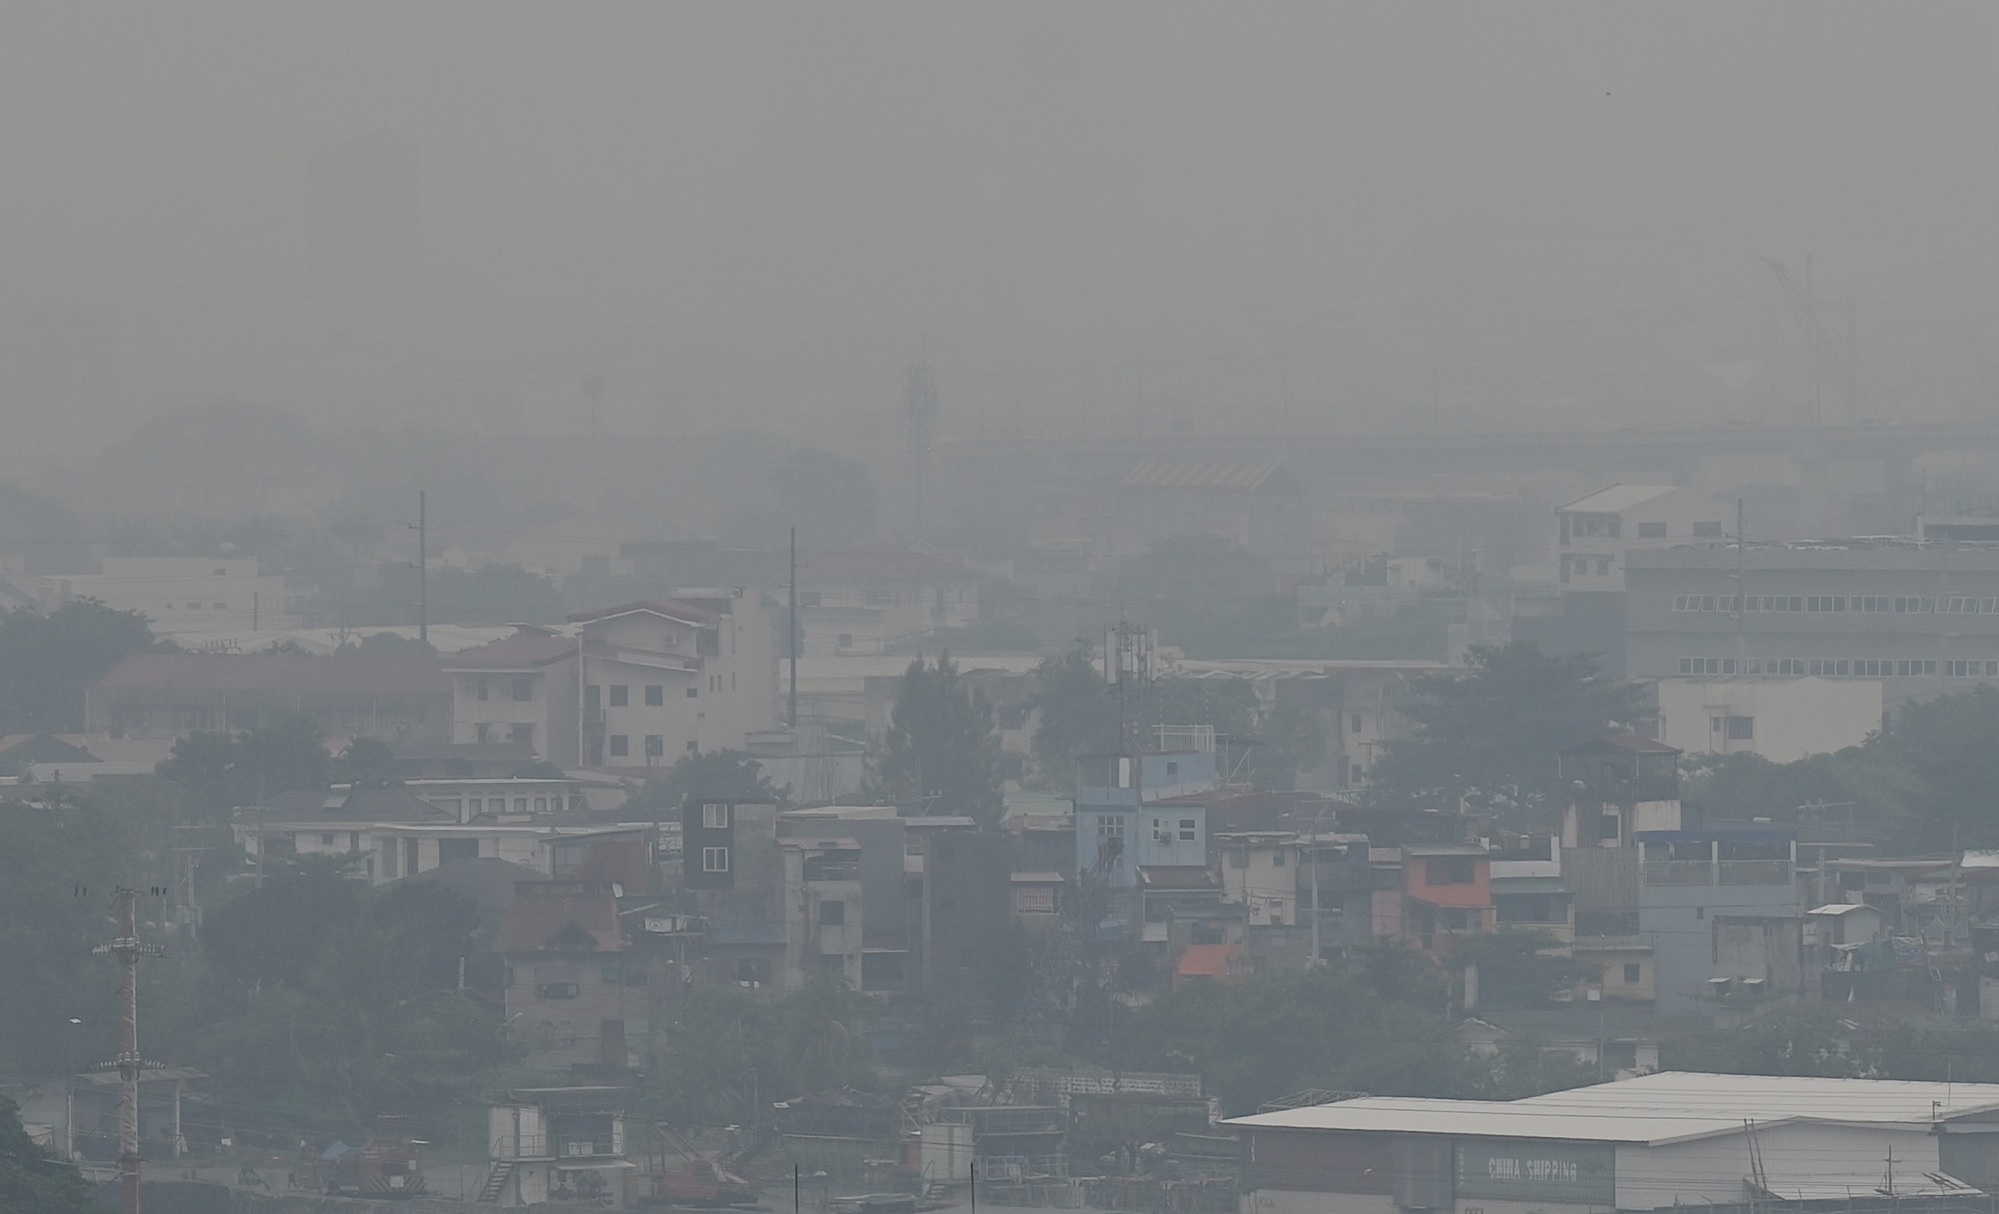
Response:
[491, 1134, 618, 1161]
[1642, 860, 1794, 887]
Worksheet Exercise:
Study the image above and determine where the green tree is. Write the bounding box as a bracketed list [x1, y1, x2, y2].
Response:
[156, 731, 242, 820]
[1112, 964, 1476, 1113]
[774, 976, 876, 1096]
[0, 1094, 96, 1213]
[1367, 643, 1649, 819]
[336, 736, 398, 788]
[1029, 650, 1121, 789]
[1877, 686, 1999, 849]
[623, 750, 782, 818]
[201, 855, 363, 989]
[0, 600, 160, 733]
[1448, 930, 1599, 1010]
[236, 712, 331, 797]
[869, 654, 1003, 824]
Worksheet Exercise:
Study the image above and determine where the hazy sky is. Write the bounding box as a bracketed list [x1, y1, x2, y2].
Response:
[4, 2, 1997, 447]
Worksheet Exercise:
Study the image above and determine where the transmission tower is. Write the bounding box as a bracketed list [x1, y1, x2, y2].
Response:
[93, 887, 164, 1214]
[1765, 256, 1859, 426]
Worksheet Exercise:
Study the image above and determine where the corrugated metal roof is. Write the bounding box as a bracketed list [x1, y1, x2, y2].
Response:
[1116, 460, 1299, 493]
[1558, 483, 1680, 513]
[1225, 1071, 1999, 1145]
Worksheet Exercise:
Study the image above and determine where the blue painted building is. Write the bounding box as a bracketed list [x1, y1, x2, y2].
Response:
[1075, 751, 1219, 887]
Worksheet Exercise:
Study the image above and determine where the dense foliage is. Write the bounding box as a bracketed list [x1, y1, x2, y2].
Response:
[869, 654, 1004, 824]
[1368, 642, 1649, 819]
[0, 599, 161, 734]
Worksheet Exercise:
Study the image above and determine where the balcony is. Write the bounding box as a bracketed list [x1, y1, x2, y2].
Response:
[1641, 859, 1793, 887]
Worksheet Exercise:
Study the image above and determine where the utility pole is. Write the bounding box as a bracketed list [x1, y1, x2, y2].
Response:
[95, 888, 162, 1214]
[1733, 498, 1747, 681]
[788, 526, 799, 729]
[417, 491, 428, 650]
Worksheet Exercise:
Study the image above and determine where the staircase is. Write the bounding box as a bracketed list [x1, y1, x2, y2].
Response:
[477, 1161, 515, 1204]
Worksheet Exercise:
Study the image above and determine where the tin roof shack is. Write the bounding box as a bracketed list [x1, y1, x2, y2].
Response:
[485, 1086, 630, 1208]
[929, 1104, 1067, 1183]
[67, 1067, 205, 1163]
[1808, 902, 1894, 1002]
[1139, 865, 1232, 949]
[773, 1090, 905, 1186]
[1229, 1071, 1999, 1214]
[497, 881, 649, 1073]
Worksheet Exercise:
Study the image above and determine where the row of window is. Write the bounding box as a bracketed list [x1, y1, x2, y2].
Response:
[607, 734, 696, 758]
[1676, 656, 1981, 678]
[1672, 594, 1999, 615]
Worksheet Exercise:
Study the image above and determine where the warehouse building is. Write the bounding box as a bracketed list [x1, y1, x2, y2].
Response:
[1228, 1071, 1999, 1214]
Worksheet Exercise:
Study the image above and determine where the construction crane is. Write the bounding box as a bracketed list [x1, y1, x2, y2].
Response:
[1765, 257, 1859, 427]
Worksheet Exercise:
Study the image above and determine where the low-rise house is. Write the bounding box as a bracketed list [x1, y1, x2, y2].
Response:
[1399, 844, 1496, 955]
[1571, 935, 1656, 1003]
[484, 1087, 629, 1207]
[1215, 832, 1302, 928]
[445, 594, 778, 768]
[498, 884, 652, 1074]
[1011, 872, 1068, 926]
[236, 789, 652, 886]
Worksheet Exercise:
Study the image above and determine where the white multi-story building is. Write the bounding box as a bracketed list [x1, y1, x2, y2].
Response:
[1654, 675, 1884, 763]
[23, 557, 306, 637]
[445, 593, 779, 769]
[1556, 484, 1730, 592]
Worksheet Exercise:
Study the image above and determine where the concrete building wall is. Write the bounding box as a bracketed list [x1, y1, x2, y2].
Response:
[1627, 544, 1999, 703]
[1558, 487, 1729, 593]
[1656, 676, 1883, 762]
[1641, 875, 1801, 1014]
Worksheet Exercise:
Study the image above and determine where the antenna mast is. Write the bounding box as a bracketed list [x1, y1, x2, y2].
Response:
[95, 887, 164, 1214]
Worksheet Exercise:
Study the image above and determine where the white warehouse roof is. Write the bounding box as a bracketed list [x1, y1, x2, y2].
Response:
[1224, 1071, 1999, 1147]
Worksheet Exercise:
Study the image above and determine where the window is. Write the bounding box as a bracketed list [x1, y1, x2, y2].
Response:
[1624, 962, 1642, 984]
[703, 803, 731, 828]
[702, 846, 730, 873]
[797, 591, 821, 607]
[687, 740, 699, 752]
[1165, 761, 1179, 776]
[609, 734, 629, 757]
[1272, 850, 1287, 866]
[837, 633, 854, 649]
[819, 900, 845, 926]
[606, 684, 628, 706]
[1426, 856, 1476, 885]
[1595, 558, 1610, 575]
[1692, 521, 1724, 537]
[1637, 521, 1667, 539]
[1602, 1041, 1639, 1069]
[321, 832, 337, 846]
[686, 687, 699, 698]
[1351, 712, 1364, 734]
[1016, 886, 1057, 914]
[512, 676, 533, 701]
[1442, 908, 1473, 931]
[511, 723, 534, 748]
[475, 722, 491, 744]
[438, 838, 479, 865]
[1179, 818, 1197, 841]
[1098, 816, 1125, 839]
[644, 735, 664, 758]
[645, 684, 664, 706]
[601, 964, 624, 986]
[476, 677, 489, 701]
[1725, 716, 1754, 740]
